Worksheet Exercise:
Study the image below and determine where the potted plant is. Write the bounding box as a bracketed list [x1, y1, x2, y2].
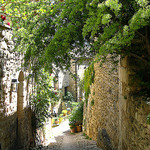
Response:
[76, 123, 82, 132]
[69, 101, 84, 133]
[69, 120, 76, 133]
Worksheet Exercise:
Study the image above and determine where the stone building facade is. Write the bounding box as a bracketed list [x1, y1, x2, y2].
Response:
[83, 56, 150, 150]
[57, 59, 90, 102]
[0, 24, 34, 150]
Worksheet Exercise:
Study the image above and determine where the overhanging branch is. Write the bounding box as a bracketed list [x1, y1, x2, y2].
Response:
[135, 31, 146, 40]
[129, 52, 150, 67]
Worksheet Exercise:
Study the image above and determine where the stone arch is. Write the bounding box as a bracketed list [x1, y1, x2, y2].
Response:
[17, 71, 25, 149]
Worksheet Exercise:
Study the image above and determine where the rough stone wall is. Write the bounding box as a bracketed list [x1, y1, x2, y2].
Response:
[83, 56, 150, 150]
[0, 24, 34, 150]
[58, 59, 90, 102]
[83, 57, 119, 150]
[118, 57, 150, 150]
[119, 97, 150, 150]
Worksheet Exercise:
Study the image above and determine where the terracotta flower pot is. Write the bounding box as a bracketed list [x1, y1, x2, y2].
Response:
[76, 125, 82, 132]
[70, 127, 76, 133]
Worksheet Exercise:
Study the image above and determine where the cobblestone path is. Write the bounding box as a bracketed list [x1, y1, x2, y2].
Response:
[43, 119, 102, 150]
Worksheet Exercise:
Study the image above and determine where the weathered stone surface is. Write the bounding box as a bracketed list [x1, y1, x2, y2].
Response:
[0, 41, 7, 49]
[83, 58, 119, 149]
[7, 40, 14, 45]
[83, 57, 150, 150]
[0, 24, 34, 150]
[97, 128, 114, 150]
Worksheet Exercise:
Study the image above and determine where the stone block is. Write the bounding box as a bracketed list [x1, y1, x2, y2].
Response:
[0, 41, 7, 50]
[1, 30, 5, 37]
[5, 31, 12, 41]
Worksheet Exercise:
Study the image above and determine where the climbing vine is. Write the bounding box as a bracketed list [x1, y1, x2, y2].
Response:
[83, 63, 95, 105]
[91, 99, 95, 106]
[147, 113, 150, 125]
[1, 0, 150, 98]
[30, 69, 60, 129]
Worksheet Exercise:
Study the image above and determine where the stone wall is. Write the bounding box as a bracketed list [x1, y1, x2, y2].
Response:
[0, 24, 34, 150]
[118, 57, 150, 150]
[83, 56, 150, 150]
[83, 57, 119, 150]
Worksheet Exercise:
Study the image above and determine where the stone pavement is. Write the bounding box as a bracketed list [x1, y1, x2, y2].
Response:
[43, 119, 103, 150]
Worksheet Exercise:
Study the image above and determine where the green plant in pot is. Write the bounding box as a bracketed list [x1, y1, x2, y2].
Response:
[73, 101, 84, 124]
[69, 120, 76, 128]
[69, 101, 84, 132]
[69, 120, 76, 133]
[74, 101, 84, 132]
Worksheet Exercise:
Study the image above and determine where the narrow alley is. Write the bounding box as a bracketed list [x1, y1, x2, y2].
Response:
[0, 1, 150, 150]
[35, 120, 102, 150]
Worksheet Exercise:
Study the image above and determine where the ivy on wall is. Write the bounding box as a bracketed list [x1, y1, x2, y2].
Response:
[83, 63, 95, 106]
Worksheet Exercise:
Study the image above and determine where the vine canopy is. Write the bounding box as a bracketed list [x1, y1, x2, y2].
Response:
[0, 0, 150, 72]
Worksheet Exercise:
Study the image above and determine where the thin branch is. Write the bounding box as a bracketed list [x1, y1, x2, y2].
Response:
[131, 39, 143, 44]
[135, 31, 146, 40]
[129, 52, 150, 67]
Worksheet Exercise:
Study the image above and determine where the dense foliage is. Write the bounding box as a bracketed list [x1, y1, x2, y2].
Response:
[0, 0, 92, 72]
[1, 0, 150, 95]
[1, 0, 149, 64]
[63, 91, 74, 101]
[83, 63, 95, 105]
[69, 101, 84, 126]
[30, 70, 60, 128]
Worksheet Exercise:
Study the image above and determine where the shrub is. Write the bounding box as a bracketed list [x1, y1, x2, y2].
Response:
[30, 70, 60, 129]
[63, 92, 74, 101]
[69, 120, 76, 128]
[69, 101, 84, 125]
